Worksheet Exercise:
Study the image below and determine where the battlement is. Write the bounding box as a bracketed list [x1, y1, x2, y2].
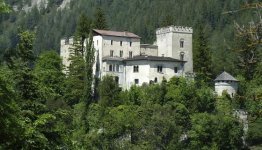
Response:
[156, 25, 193, 35]
[60, 36, 74, 45]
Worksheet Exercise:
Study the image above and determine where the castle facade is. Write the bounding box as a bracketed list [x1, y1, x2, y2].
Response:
[60, 25, 194, 89]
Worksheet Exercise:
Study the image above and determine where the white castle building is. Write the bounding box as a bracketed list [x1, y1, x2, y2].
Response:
[60, 25, 194, 89]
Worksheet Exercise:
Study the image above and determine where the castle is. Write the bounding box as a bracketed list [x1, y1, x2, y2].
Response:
[60, 25, 194, 89]
[60, 25, 239, 94]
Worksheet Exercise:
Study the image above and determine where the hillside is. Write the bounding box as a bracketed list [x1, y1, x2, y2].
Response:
[1, 0, 259, 75]
[0, 0, 261, 149]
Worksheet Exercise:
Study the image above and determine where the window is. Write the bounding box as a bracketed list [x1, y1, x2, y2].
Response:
[134, 79, 139, 84]
[129, 51, 133, 58]
[119, 65, 123, 72]
[120, 50, 123, 57]
[97, 40, 98, 46]
[65, 38, 69, 45]
[180, 52, 185, 61]
[109, 65, 113, 71]
[111, 40, 113, 45]
[154, 77, 158, 83]
[110, 50, 114, 57]
[174, 67, 178, 73]
[120, 41, 122, 46]
[116, 65, 119, 72]
[130, 42, 132, 47]
[157, 65, 163, 73]
[180, 39, 184, 48]
[115, 76, 119, 84]
[133, 65, 139, 72]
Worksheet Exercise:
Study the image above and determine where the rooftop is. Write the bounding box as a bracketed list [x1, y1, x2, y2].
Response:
[140, 44, 158, 48]
[125, 55, 186, 62]
[214, 71, 239, 82]
[102, 56, 124, 62]
[93, 29, 141, 39]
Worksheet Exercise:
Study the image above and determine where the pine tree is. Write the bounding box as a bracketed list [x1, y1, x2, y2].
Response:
[193, 26, 212, 84]
[93, 7, 108, 30]
[82, 31, 95, 105]
[70, 13, 91, 56]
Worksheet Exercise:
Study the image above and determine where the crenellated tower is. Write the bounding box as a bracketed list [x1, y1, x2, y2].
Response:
[156, 26, 193, 73]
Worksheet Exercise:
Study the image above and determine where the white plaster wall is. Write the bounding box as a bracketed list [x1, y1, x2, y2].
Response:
[149, 61, 183, 83]
[101, 61, 125, 87]
[60, 38, 74, 71]
[140, 46, 158, 56]
[125, 61, 150, 89]
[125, 60, 183, 89]
[172, 32, 193, 73]
[215, 82, 238, 97]
[156, 29, 173, 58]
[156, 26, 193, 73]
[101, 36, 140, 58]
[93, 36, 103, 78]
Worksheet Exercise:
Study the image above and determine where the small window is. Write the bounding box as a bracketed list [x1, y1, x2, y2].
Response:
[120, 41, 122, 46]
[133, 65, 139, 72]
[130, 42, 132, 47]
[116, 65, 119, 72]
[97, 40, 98, 45]
[154, 77, 158, 83]
[109, 64, 113, 71]
[129, 51, 133, 58]
[174, 67, 178, 73]
[65, 38, 69, 45]
[180, 39, 184, 48]
[110, 50, 114, 57]
[120, 50, 123, 57]
[157, 66, 163, 73]
[111, 40, 113, 45]
[115, 76, 119, 84]
[119, 65, 123, 72]
[134, 79, 139, 84]
[180, 52, 185, 61]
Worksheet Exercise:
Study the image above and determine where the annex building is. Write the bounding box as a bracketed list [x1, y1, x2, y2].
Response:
[60, 25, 194, 89]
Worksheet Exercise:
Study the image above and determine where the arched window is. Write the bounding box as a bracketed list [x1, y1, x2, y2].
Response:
[180, 39, 184, 48]
[180, 52, 185, 61]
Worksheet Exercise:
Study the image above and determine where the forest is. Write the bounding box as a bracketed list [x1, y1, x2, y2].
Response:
[0, 0, 261, 149]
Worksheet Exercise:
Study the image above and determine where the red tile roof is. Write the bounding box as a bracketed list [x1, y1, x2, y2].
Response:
[93, 29, 141, 38]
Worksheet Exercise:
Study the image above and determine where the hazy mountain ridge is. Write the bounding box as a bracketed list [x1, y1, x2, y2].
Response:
[10, 0, 70, 12]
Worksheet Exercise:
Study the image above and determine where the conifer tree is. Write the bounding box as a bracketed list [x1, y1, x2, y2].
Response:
[93, 7, 108, 30]
[82, 31, 95, 105]
[70, 13, 91, 56]
[193, 26, 212, 84]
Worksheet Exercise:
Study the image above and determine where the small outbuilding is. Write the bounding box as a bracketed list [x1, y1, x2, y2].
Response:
[214, 71, 239, 97]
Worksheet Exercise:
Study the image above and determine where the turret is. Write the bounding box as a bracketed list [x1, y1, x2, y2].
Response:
[214, 71, 239, 97]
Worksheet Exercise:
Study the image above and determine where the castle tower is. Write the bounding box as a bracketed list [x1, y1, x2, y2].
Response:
[214, 71, 239, 97]
[60, 37, 74, 71]
[156, 26, 193, 73]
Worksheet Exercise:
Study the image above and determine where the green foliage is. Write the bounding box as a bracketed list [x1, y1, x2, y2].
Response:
[64, 55, 85, 106]
[98, 75, 121, 107]
[194, 25, 212, 83]
[0, 0, 10, 13]
[1, 1, 261, 149]
[93, 7, 107, 30]
[189, 113, 243, 150]
[0, 66, 24, 149]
